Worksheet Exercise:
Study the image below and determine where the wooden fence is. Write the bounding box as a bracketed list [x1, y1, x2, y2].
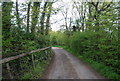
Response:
[0, 46, 51, 79]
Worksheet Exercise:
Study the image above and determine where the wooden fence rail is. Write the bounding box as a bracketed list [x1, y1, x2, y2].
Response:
[0, 46, 51, 64]
[1, 46, 51, 79]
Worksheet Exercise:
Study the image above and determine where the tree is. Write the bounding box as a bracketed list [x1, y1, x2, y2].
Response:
[88, 2, 112, 31]
[27, 2, 31, 33]
[45, 2, 53, 35]
[61, 6, 69, 31]
[15, 0, 21, 28]
[40, 2, 48, 35]
[2, 2, 13, 39]
[31, 2, 40, 35]
[72, 1, 87, 32]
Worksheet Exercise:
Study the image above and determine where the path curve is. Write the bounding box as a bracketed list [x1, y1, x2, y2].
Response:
[43, 47, 105, 79]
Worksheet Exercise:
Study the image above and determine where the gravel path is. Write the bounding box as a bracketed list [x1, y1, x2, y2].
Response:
[43, 47, 105, 79]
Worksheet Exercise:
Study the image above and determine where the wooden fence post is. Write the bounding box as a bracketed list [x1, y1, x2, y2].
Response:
[6, 63, 13, 79]
[45, 50, 48, 58]
[31, 54, 35, 69]
[50, 47, 52, 55]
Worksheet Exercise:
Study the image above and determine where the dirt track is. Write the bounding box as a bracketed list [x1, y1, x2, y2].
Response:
[43, 47, 105, 79]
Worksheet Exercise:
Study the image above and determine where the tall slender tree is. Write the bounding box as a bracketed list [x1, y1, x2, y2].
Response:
[31, 2, 40, 35]
[2, 2, 13, 39]
[40, 2, 48, 35]
[16, 0, 21, 28]
[45, 2, 53, 35]
[27, 2, 31, 33]
[61, 6, 69, 31]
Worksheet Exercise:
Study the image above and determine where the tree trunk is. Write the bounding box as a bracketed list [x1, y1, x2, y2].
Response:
[27, 2, 31, 33]
[2, 2, 13, 39]
[40, 2, 48, 35]
[45, 2, 53, 35]
[16, 0, 21, 28]
[87, 4, 92, 30]
[89, 2, 112, 32]
[31, 2, 40, 35]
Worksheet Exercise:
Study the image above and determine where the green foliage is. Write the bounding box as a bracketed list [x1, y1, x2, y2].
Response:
[20, 48, 53, 79]
[2, 6, 51, 79]
[22, 73, 32, 79]
[51, 29, 119, 79]
[2, 1, 54, 79]
[2, 1, 119, 79]
[21, 59, 51, 79]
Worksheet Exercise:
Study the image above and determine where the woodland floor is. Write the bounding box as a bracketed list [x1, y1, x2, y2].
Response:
[42, 47, 105, 79]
